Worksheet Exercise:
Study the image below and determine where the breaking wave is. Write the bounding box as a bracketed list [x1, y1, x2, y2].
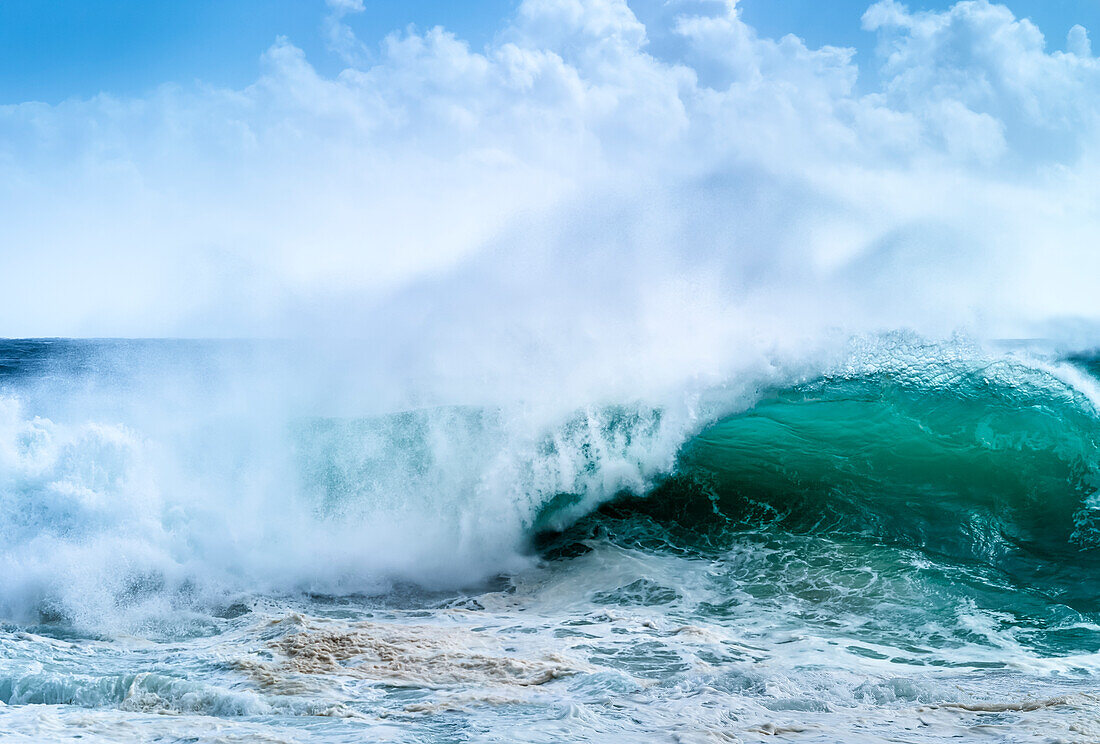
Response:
[1, 338, 1098, 628]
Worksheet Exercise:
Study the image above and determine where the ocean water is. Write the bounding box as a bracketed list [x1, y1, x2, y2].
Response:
[2, 338, 1100, 743]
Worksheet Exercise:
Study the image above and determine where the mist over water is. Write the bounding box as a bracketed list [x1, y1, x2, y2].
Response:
[0, 336, 783, 628]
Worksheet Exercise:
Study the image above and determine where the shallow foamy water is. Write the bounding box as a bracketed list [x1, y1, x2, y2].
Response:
[4, 535, 1100, 744]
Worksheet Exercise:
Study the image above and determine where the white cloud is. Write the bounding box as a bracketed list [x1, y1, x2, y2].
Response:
[0, 0, 1097, 356]
[326, 0, 365, 12]
[863, 0, 1100, 162]
[1067, 24, 1092, 58]
[324, 0, 369, 65]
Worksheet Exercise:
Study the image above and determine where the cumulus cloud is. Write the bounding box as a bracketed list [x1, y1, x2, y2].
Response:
[324, 0, 369, 65]
[1067, 24, 1091, 58]
[863, 0, 1100, 162]
[0, 0, 1097, 363]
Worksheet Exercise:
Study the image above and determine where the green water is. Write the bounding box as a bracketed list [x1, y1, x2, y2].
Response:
[541, 356, 1100, 660]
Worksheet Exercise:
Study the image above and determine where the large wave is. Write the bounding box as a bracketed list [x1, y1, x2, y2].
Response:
[1, 337, 1097, 630]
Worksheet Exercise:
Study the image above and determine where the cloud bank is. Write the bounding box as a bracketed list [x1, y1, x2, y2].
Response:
[0, 0, 1097, 350]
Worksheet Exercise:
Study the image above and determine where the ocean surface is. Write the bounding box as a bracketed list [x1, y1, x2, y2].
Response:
[2, 338, 1100, 743]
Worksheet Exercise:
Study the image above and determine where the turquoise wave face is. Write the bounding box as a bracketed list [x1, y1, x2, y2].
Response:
[541, 357, 1100, 611]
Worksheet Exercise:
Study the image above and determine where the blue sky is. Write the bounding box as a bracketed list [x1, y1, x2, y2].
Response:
[2, 0, 1098, 104]
[0, 0, 515, 103]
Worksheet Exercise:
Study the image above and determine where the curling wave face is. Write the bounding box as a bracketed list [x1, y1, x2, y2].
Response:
[549, 352, 1100, 607]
